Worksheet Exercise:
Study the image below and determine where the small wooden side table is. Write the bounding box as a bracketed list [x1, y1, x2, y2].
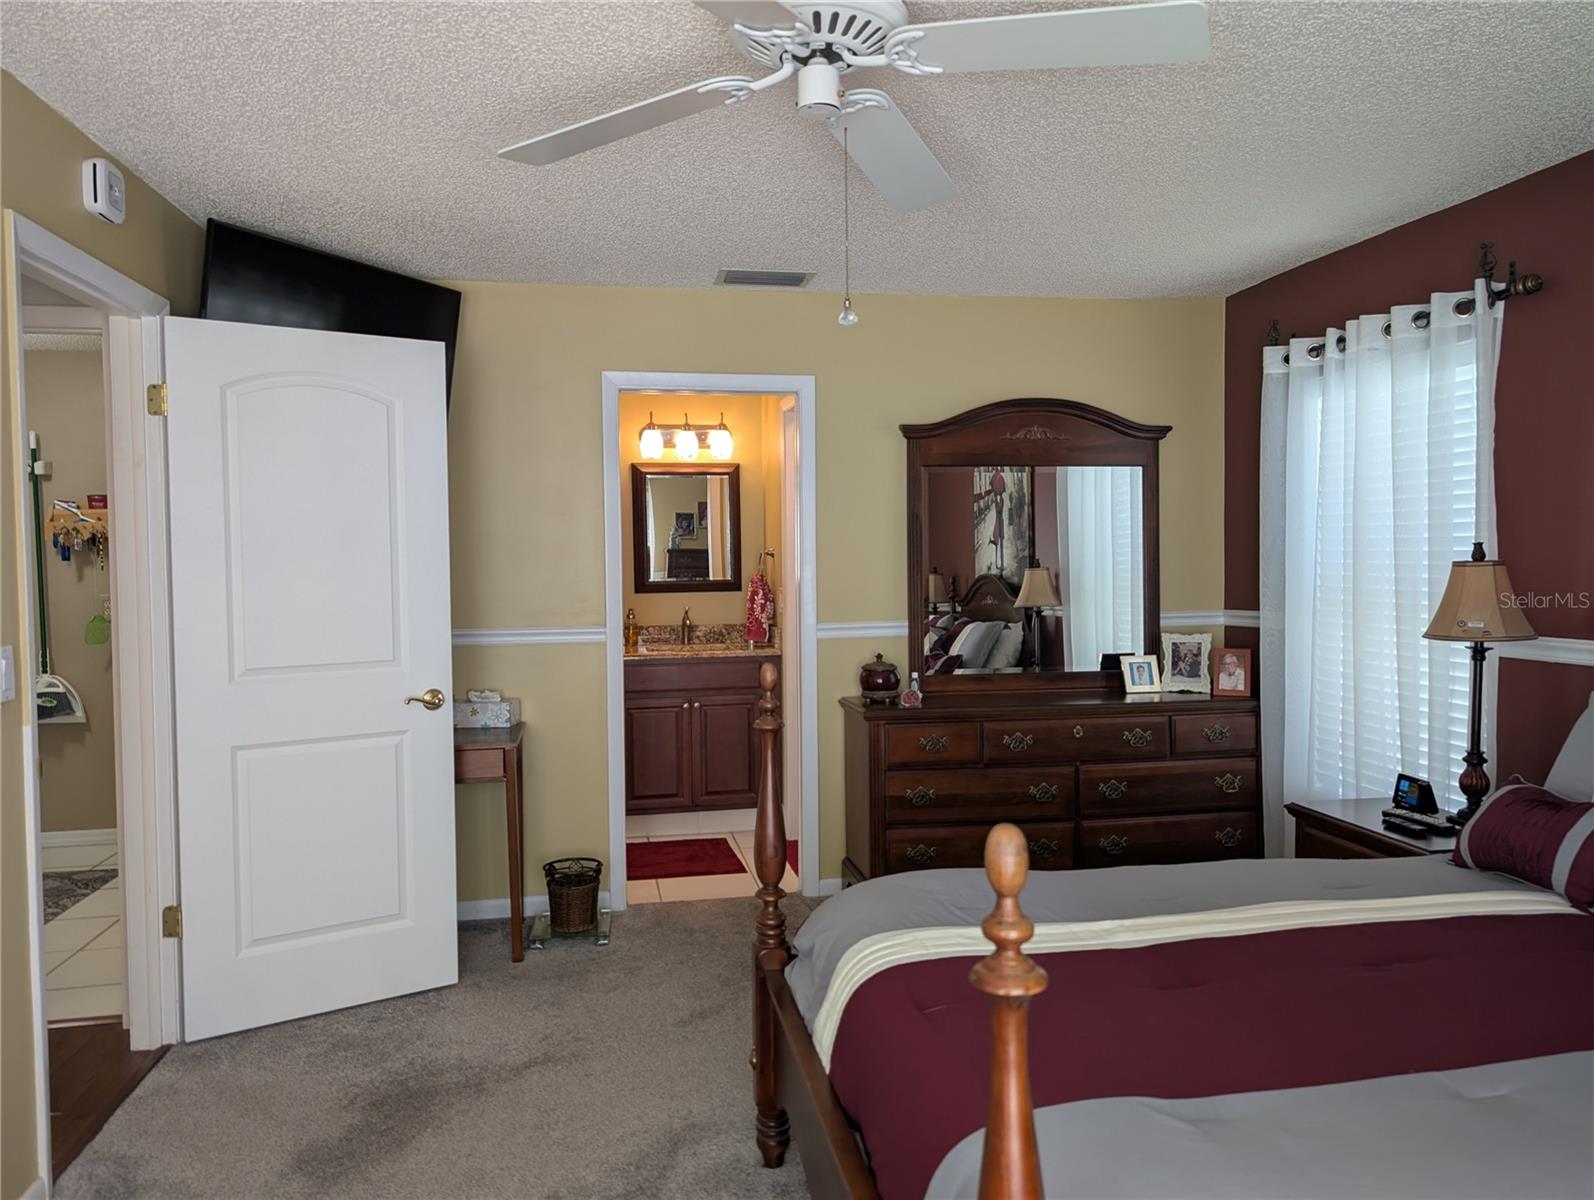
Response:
[1286, 796, 1455, 860]
[454, 722, 527, 961]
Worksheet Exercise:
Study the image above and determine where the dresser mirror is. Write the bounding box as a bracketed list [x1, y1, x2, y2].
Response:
[631, 462, 741, 593]
[905, 399, 1169, 692]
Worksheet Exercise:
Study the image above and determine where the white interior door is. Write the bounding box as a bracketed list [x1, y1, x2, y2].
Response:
[164, 317, 456, 1040]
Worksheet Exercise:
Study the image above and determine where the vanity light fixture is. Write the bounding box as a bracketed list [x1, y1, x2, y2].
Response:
[636, 411, 735, 462]
[639, 413, 665, 460]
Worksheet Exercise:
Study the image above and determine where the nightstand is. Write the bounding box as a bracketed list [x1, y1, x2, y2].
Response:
[1286, 797, 1457, 859]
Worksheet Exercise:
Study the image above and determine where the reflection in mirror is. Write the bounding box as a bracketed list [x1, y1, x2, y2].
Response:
[632, 463, 741, 592]
[922, 466, 1144, 674]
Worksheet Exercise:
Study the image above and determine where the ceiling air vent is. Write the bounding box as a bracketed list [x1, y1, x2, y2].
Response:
[715, 269, 814, 289]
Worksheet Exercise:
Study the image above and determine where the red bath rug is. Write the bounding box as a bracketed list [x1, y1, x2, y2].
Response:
[628, 837, 746, 881]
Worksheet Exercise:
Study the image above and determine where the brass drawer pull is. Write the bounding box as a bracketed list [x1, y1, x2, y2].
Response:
[1121, 727, 1154, 748]
[1072, 724, 1085, 738]
[1027, 837, 1062, 861]
[904, 786, 937, 807]
[1098, 834, 1130, 855]
[1214, 772, 1244, 794]
[904, 843, 938, 866]
[1215, 827, 1243, 848]
[1202, 724, 1232, 743]
[1028, 782, 1060, 803]
[917, 734, 950, 753]
[1001, 731, 1035, 753]
[1097, 779, 1129, 800]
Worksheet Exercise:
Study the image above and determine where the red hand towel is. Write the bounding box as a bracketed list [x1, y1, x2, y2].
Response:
[746, 570, 774, 644]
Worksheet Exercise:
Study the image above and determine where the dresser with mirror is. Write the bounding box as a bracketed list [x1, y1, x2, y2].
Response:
[841, 398, 1262, 882]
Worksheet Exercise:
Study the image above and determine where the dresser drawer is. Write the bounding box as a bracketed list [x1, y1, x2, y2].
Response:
[884, 769, 1076, 825]
[1171, 713, 1257, 757]
[883, 723, 981, 767]
[887, 822, 1075, 873]
[1079, 812, 1257, 868]
[455, 748, 506, 781]
[982, 716, 1168, 764]
[1080, 758, 1258, 816]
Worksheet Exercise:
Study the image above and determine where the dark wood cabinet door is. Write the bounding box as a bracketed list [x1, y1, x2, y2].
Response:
[625, 696, 694, 812]
[692, 694, 761, 809]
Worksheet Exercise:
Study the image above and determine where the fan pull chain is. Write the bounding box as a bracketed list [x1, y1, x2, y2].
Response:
[838, 124, 858, 327]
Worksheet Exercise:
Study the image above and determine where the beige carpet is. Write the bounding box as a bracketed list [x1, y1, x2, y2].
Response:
[59, 897, 818, 1199]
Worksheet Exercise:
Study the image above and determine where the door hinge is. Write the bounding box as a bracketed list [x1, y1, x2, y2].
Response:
[146, 382, 168, 417]
[161, 904, 182, 938]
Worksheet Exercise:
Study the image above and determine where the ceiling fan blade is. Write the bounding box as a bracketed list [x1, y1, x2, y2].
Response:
[891, 0, 1210, 74]
[693, 0, 798, 27]
[499, 76, 756, 166]
[829, 90, 958, 214]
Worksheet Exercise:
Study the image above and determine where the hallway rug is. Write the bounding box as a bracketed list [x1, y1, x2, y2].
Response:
[43, 870, 117, 922]
[628, 836, 746, 880]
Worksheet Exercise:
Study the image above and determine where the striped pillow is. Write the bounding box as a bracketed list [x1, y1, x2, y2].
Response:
[1454, 783, 1594, 911]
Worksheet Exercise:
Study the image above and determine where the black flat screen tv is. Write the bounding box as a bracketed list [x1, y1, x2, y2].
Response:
[199, 219, 462, 404]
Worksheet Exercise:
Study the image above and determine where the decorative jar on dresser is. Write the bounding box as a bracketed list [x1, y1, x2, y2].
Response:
[842, 395, 1264, 881]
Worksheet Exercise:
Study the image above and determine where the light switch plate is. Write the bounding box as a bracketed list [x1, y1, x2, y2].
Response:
[1, 645, 14, 702]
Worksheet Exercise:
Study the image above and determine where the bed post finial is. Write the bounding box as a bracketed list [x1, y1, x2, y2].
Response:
[970, 823, 1048, 1200]
[751, 661, 791, 1167]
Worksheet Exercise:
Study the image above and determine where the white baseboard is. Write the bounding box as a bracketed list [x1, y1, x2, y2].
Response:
[457, 891, 613, 923]
[815, 877, 844, 896]
[41, 828, 116, 848]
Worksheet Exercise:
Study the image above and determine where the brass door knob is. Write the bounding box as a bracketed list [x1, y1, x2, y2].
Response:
[404, 688, 446, 711]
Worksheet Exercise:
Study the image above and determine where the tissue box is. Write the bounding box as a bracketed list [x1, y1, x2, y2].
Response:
[453, 697, 522, 729]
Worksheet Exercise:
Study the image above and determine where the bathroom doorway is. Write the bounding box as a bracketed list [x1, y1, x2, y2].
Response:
[601, 373, 817, 909]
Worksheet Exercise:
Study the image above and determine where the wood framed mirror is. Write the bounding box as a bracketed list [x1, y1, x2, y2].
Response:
[630, 462, 742, 593]
[905, 399, 1169, 692]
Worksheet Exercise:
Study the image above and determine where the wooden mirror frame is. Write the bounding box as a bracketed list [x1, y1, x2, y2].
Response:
[630, 462, 743, 594]
[904, 399, 1170, 693]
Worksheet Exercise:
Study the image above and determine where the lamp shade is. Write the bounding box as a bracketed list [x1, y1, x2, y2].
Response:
[1423, 555, 1538, 642]
[1015, 566, 1061, 609]
[927, 571, 950, 604]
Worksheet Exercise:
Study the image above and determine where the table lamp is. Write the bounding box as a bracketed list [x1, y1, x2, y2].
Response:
[1015, 565, 1062, 672]
[927, 569, 950, 615]
[1422, 542, 1537, 824]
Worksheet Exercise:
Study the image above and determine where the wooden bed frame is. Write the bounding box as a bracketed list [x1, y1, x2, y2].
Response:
[750, 662, 1046, 1199]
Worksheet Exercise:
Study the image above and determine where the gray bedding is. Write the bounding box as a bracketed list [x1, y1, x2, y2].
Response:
[786, 855, 1545, 1027]
[926, 1051, 1594, 1200]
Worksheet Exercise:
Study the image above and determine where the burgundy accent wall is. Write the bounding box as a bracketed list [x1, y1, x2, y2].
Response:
[1224, 151, 1594, 780]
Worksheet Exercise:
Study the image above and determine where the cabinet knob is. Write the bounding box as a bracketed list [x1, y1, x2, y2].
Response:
[1027, 837, 1061, 861]
[918, 734, 950, 753]
[1072, 724, 1085, 738]
[692, 701, 701, 709]
[681, 702, 690, 709]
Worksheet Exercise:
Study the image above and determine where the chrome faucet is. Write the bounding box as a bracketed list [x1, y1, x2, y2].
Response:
[680, 607, 694, 646]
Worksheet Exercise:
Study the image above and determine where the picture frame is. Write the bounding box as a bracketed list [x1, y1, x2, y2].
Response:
[674, 511, 696, 539]
[1213, 647, 1252, 698]
[1161, 631, 1212, 693]
[1120, 653, 1162, 694]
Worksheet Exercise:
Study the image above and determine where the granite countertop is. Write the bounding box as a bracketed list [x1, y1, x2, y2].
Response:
[625, 621, 781, 661]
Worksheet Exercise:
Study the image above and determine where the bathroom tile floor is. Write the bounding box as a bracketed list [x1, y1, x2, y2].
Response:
[624, 830, 798, 905]
[42, 845, 125, 1025]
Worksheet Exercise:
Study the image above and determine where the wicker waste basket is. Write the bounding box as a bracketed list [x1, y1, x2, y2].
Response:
[543, 858, 602, 935]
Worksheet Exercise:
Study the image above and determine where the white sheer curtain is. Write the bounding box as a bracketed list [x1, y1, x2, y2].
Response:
[1259, 282, 1504, 853]
[1057, 466, 1144, 669]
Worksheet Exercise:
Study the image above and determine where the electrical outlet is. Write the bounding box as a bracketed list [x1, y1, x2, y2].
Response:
[100, 594, 113, 620]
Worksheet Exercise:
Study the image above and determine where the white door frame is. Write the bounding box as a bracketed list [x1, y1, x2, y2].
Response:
[600, 372, 819, 905]
[7, 211, 175, 1188]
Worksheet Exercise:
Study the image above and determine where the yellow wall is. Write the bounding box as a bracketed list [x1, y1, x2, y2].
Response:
[24, 345, 118, 833]
[444, 281, 1226, 903]
[1, 71, 204, 1200]
[619, 389, 772, 626]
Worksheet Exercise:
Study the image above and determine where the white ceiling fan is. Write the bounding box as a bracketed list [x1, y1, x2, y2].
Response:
[499, 0, 1211, 214]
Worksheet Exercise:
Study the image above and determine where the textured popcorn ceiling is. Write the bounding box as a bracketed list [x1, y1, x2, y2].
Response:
[3, 1, 1591, 298]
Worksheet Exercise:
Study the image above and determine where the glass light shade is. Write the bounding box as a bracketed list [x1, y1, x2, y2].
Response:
[1423, 554, 1537, 642]
[1015, 566, 1062, 608]
[639, 426, 664, 460]
[673, 428, 700, 460]
[708, 427, 734, 460]
[837, 297, 859, 327]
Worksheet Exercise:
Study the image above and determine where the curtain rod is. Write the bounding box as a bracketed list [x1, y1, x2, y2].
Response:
[1264, 241, 1546, 348]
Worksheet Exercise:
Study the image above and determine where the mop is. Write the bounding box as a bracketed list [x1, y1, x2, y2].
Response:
[28, 431, 86, 723]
